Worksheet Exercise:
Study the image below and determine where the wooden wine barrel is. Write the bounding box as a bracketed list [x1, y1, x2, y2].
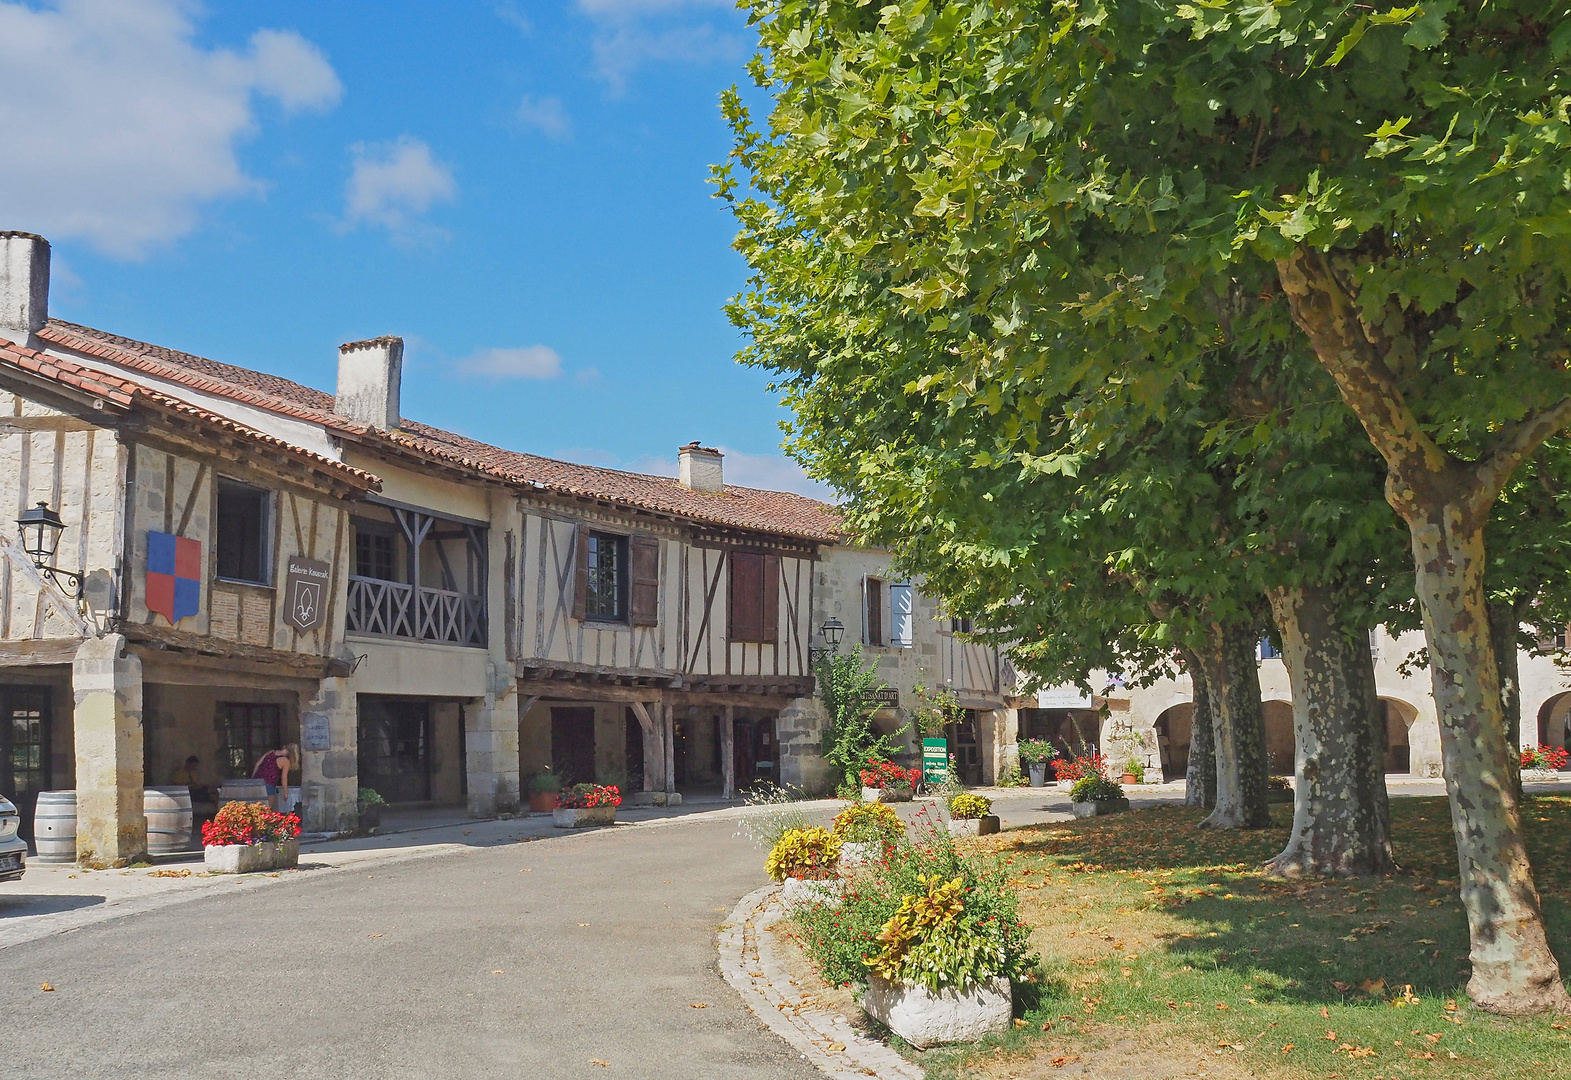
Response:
[217, 779, 270, 806]
[144, 787, 193, 856]
[33, 790, 76, 863]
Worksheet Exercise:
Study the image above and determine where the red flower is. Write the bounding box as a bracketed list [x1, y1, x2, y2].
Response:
[201, 801, 301, 846]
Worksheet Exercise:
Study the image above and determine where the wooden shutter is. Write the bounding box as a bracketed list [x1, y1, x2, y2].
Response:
[728, 551, 764, 642]
[572, 523, 588, 621]
[761, 554, 779, 643]
[630, 536, 661, 627]
[866, 578, 883, 647]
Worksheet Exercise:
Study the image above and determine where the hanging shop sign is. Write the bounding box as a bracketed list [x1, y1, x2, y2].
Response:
[284, 555, 331, 633]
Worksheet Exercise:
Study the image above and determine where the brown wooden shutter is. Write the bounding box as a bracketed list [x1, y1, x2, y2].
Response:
[572, 523, 589, 621]
[630, 536, 660, 627]
[762, 554, 779, 643]
[728, 551, 763, 642]
[866, 578, 883, 647]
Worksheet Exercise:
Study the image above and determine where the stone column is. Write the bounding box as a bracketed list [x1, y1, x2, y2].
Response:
[300, 677, 358, 833]
[466, 668, 520, 816]
[72, 633, 144, 867]
[776, 696, 831, 794]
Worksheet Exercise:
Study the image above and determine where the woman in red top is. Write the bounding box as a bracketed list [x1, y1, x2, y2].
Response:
[252, 743, 297, 801]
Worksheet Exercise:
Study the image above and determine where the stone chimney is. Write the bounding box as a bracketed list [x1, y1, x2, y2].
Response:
[678, 442, 724, 493]
[335, 336, 403, 430]
[0, 232, 50, 347]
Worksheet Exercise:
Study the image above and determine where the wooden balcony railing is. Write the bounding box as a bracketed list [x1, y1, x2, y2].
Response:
[348, 575, 485, 646]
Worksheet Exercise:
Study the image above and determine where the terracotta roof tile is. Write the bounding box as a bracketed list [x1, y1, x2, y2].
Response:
[0, 334, 381, 492]
[38, 321, 842, 541]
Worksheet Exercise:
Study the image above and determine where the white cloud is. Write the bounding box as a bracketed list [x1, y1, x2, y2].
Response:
[625, 446, 833, 500]
[575, 0, 742, 93]
[0, 0, 341, 258]
[458, 345, 564, 380]
[516, 94, 571, 139]
[342, 137, 457, 236]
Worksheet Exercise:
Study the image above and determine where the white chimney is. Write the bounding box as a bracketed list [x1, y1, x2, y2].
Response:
[335, 336, 403, 430]
[0, 232, 50, 347]
[678, 442, 724, 493]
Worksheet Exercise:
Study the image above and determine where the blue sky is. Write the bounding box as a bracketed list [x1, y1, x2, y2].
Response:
[0, 0, 825, 495]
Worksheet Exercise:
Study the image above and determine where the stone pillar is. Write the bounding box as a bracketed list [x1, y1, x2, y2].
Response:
[300, 677, 358, 833]
[72, 634, 144, 867]
[466, 668, 520, 816]
[776, 696, 832, 794]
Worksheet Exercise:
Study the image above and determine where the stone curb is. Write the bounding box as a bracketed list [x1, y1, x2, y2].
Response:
[719, 884, 924, 1080]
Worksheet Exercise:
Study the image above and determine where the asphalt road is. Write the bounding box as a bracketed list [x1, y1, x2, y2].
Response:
[2, 814, 821, 1080]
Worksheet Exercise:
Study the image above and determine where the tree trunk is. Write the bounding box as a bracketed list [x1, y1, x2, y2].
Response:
[1276, 246, 1570, 1013]
[1488, 599, 1524, 799]
[1193, 620, 1271, 829]
[1264, 584, 1392, 876]
[1181, 648, 1217, 809]
[1410, 509, 1570, 1013]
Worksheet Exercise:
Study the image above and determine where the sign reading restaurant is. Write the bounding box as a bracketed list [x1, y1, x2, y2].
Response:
[284, 556, 331, 633]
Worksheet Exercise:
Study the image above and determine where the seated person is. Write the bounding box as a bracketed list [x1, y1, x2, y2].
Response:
[171, 754, 212, 804]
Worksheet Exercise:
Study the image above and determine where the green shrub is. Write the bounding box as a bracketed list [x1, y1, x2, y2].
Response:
[357, 787, 385, 806]
[948, 793, 992, 819]
[997, 762, 1027, 787]
[1017, 739, 1059, 763]
[1122, 758, 1146, 782]
[832, 801, 905, 846]
[527, 769, 562, 794]
[1069, 774, 1126, 803]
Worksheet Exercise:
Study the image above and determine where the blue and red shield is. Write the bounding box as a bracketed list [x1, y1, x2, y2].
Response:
[146, 531, 201, 625]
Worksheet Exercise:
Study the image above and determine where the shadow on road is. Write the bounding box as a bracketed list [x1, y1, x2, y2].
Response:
[0, 893, 107, 919]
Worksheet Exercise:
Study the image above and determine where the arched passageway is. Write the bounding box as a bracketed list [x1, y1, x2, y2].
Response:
[1382, 698, 1417, 774]
[1263, 700, 1295, 776]
[1154, 704, 1192, 782]
[1537, 693, 1571, 751]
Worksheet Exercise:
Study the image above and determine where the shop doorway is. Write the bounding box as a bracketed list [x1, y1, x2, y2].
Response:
[1, 686, 50, 841]
[945, 710, 981, 786]
[731, 714, 778, 788]
[359, 698, 432, 803]
[551, 707, 596, 786]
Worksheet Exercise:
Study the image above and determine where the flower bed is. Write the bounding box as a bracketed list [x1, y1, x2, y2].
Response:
[202, 801, 302, 874]
[553, 783, 621, 828]
[949, 793, 992, 820]
[785, 807, 1037, 1047]
[860, 760, 920, 790]
[1052, 753, 1107, 783]
[1522, 746, 1570, 771]
[833, 801, 905, 846]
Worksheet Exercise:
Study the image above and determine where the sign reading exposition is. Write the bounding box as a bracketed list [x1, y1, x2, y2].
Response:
[146, 531, 201, 625]
[284, 556, 331, 633]
[922, 738, 949, 783]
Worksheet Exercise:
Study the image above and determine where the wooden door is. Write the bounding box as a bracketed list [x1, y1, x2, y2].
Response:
[551, 707, 596, 786]
[752, 717, 777, 783]
[732, 719, 756, 785]
[0, 687, 50, 841]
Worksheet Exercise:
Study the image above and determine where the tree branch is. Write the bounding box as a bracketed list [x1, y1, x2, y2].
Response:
[1474, 395, 1571, 506]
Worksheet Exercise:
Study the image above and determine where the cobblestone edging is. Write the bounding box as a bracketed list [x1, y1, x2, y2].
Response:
[719, 884, 924, 1080]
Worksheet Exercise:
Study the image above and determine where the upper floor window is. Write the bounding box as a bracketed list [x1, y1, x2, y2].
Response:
[728, 551, 779, 643]
[215, 478, 270, 585]
[355, 524, 397, 581]
[862, 577, 914, 648]
[585, 531, 627, 622]
[950, 616, 973, 635]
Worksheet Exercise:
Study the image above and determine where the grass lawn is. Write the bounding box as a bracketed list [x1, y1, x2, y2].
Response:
[911, 795, 1571, 1080]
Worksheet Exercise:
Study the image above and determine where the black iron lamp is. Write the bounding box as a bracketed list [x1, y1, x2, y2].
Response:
[17, 502, 82, 599]
[821, 617, 845, 651]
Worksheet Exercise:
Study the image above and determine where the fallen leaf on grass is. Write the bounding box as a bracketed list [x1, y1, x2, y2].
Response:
[1050, 1056, 1080, 1068]
[1014, 1018, 1028, 1028]
[40, 982, 55, 992]
[1280, 1044, 1294, 1053]
[1360, 977, 1387, 995]
[1336, 1044, 1377, 1058]
[1325, 1030, 1338, 1041]
[1332, 981, 1353, 992]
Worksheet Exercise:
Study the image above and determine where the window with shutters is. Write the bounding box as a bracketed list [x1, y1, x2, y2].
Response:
[215, 478, 271, 585]
[630, 536, 660, 626]
[888, 583, 914, 647]
[864, 577, 884, 646]
[585, 532, 628, 622]
[728, 551, 779, 643]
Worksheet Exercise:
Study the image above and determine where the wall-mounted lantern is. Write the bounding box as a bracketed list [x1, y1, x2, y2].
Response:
[16, 502, 82, 600]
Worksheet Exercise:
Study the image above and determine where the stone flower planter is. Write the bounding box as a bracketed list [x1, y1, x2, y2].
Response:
[204, 838, 300, 874]
[1524, 769, 1563, 783]
[862, 785, 913, 804]
[780, 876, 844, 910]
[947, 815, 1001, 838]
[839, 841, 880, 868]
[863, 973, 1012, 1048]
[1071, 797, 1129, 819]
[553, 806, 616, 828]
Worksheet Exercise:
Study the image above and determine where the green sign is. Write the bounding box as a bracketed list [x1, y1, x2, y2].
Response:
[922, 738, 949, 783]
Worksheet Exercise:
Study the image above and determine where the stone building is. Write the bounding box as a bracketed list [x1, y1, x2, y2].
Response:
[0, 230, 1020, 863]
[1027, 625, 1571, 782]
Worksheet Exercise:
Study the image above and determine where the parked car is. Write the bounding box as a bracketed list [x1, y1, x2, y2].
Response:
[0, 796, 26, 882]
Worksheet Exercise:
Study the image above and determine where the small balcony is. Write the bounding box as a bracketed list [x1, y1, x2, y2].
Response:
[346, 505, 487, 648]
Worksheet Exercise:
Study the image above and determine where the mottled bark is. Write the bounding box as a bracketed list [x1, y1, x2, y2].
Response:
[1264, 584, 1392, 877]
[1193, 621, 1271, 829]
[1278, 246, 1571, 1014]
[1182, 649, 1217, 810]
[1488, 600, 1524, 799]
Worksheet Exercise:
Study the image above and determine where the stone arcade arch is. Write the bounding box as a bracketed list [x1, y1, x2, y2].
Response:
[1381, 697, 1418, 774]
[1153, 703, 1193, 782]
[1536, 693, 1571, 752]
